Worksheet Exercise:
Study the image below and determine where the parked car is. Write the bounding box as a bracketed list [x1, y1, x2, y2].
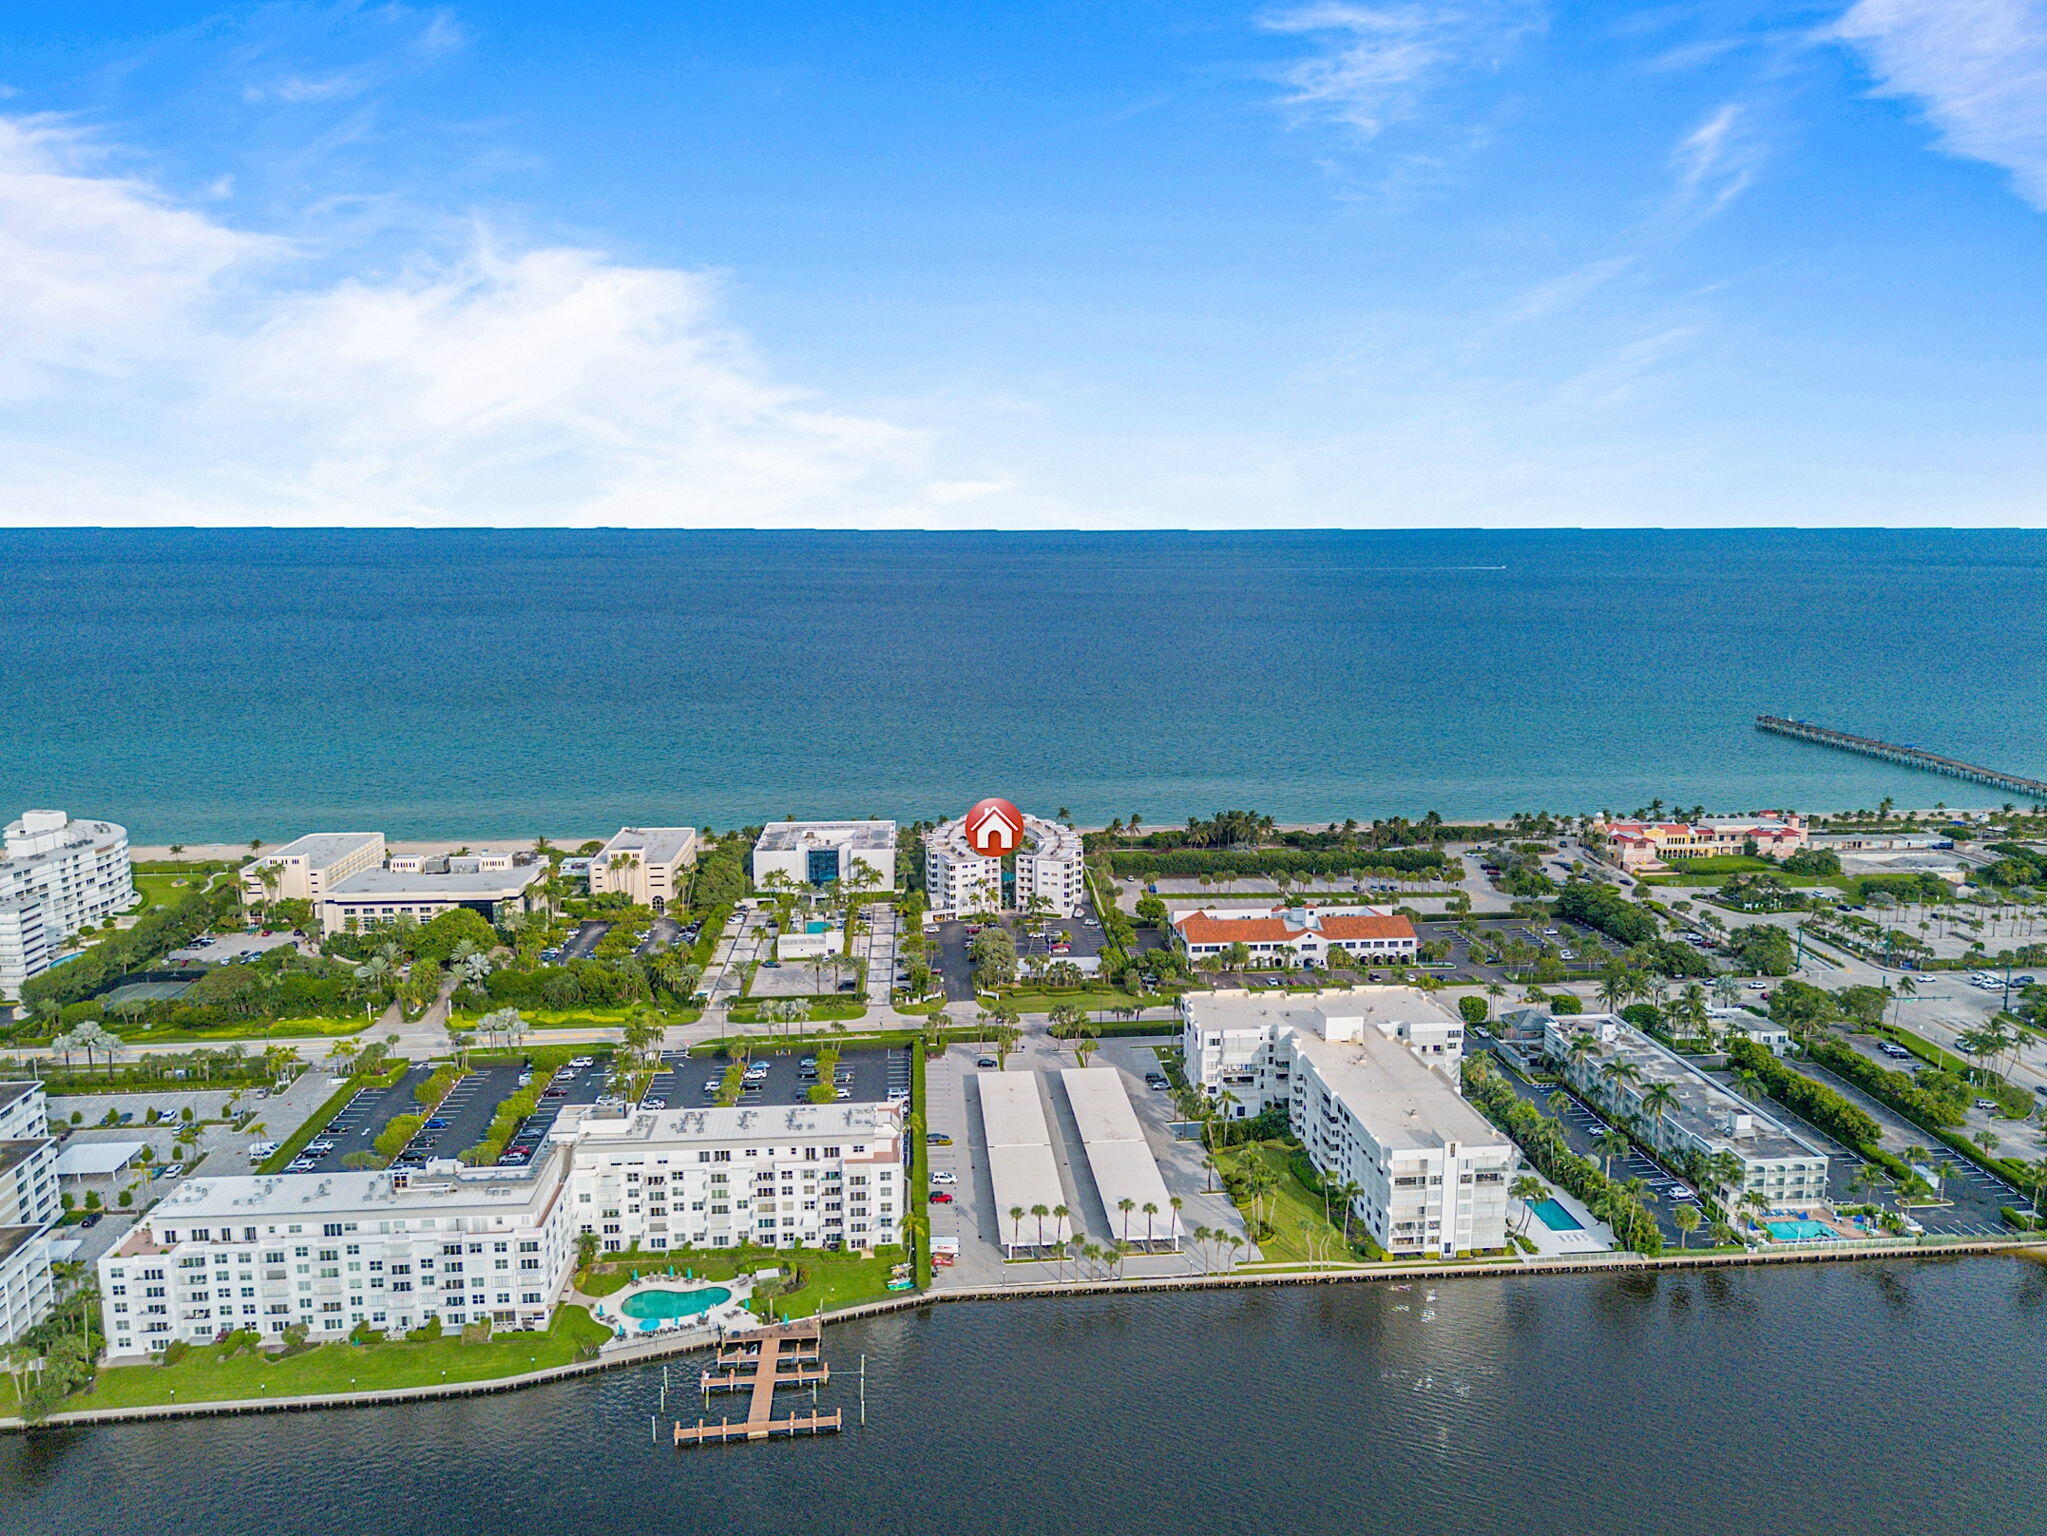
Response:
[976, 1057, 998, 1069]
[928, 1190, 954, 1204]
[926, 1132, 953, 1145]
[931, 1170, 958, 1185]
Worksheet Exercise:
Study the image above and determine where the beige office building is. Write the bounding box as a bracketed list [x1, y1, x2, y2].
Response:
[241, 833, 386, 909]
[587, 827, 699, 911]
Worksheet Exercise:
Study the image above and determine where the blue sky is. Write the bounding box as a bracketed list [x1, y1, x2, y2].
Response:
[2, 0, 2045, 528]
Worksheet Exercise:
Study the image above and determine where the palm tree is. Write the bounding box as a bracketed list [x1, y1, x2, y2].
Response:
[1117, 1196, 1136, 1244]
[1030, 1203, 1050, 1250]
[1672, 1203, 1703, 1247]
[1640, 1083, 1677, 1144]
[1142, 1201, 1159, 1246]
[1509, 1175, 1550, 1234]
[1596, 1128, 1629, 1177]
[1168, 1194, 1184, 1248]
[1008, 1205, 1026, 1251]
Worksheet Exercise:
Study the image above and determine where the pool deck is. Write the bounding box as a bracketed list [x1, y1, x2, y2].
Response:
[1513, 1186, 1614, 1257]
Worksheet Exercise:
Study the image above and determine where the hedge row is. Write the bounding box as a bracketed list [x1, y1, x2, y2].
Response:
[1104, 847, 1449, 881]
[1804, 1036, 1966, 1131]
[1726, 1038, 1881, 1148]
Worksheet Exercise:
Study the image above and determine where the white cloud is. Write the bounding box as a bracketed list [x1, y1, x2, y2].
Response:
[1669, 102, 1765, 222]
[1259, 1, 1544, 136]
[0, 116, 946, 527]
[1833, 0, 2047, 209]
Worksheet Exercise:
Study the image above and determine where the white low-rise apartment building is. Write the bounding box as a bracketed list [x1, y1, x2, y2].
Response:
[752, 821, 897, 892]
[0, 810, 136, 1000]
[556, 1100, 903, 1256]
[240, 832, 386, 910]
[1174, 905, 1418, 968]
[1539, 1014, 1829, 1203]
[99, 1154, 578, 1355]
[316, 857, 546, 936]
[1181, 989, 1513, 1258]
[97, 1097, 904, 1356]
[0, 1082, 62, 1342]
[923, 811, 1084, 918]
[587, 827, 699, 910]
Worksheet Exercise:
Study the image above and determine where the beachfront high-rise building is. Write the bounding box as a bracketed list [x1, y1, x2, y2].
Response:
[587, 827, 699, 911]
[240, 833, 386, 910]
[751, 821, 897, 891]
[96, 1097, 903, 1357]
[0, 810, 136, 1001]
[923, 811, 1084, 918]
[1181, 988, 1514, 1258]
[0, 1081, 61, 1343]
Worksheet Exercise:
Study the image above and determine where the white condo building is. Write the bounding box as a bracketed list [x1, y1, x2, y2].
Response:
[1539, 1014, 1829, 1203]
[0, 1082, 61, 1343]
[0, 810, 136, 1000]
[923, 812, 1085, 918]
[1181, 988, 1515, 1258]
[97, 1098, 904, 1357]
[751, 821, 898, 891]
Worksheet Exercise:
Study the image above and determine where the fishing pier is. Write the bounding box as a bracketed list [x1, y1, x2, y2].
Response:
[1755, 715, 2047, 802]
[672, 1319, 842, 1446]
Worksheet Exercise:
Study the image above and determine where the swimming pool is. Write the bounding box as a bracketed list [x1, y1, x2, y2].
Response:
[1764, 1219, 1834, 1242]
[618, 1286, 733, 1322]
[1528, 1198, 1583, 1233]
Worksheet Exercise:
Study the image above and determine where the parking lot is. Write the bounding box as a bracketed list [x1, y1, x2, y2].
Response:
[922, 1036, 1245, 1288]
[637, 915, 689, 956]
[654, 1046, 911, 1110]
[556, 920, 611, 960]
[927, 894, 1113, 999]
[283, 1066, 432, 1171]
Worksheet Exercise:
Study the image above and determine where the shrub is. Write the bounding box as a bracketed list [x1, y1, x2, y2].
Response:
[1554, 882, 1658, 946]
[1804, 1037, 1965, 1131]
[1457, 995, 1488, 1025]
[1550, 993, 1583, 1016]
[159, 1339, 190, 1366]
[1726, 1038, 1882, 1148]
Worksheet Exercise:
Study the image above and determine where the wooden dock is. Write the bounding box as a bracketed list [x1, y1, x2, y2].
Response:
[674, 1319, 843, 1446]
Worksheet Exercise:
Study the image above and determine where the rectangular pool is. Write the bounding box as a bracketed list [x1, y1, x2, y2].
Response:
[1529, 1198, 1583, 1233]
[1765, 1218, 1835, 1242]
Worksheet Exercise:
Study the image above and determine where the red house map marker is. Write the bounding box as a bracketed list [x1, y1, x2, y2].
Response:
[963, 798, 1024, 857]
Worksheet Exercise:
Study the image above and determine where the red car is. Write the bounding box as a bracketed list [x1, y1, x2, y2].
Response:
[928, 1190, 954, 1204]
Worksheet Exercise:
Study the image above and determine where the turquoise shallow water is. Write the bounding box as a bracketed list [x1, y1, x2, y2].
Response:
[3, 528, 2043, 840]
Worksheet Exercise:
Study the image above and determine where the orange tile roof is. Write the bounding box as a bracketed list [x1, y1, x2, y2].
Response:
[1316, 914, 1417, 941]
[1177, 914, 1297, 945]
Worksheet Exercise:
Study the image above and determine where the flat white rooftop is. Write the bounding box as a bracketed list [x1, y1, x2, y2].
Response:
[325, 864, 543, 899]
[1287, 1029, 1501, 1154]
[1058, 1068, 1178, 1245]
[254, 832, 382, 867]
[755, 820, 897, 852]
[972, 1072, 1072, 1249]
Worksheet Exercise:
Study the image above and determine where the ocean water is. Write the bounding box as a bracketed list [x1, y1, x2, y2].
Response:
[5, 1258, 2045, 1536]
[3, 527, 2044, 842]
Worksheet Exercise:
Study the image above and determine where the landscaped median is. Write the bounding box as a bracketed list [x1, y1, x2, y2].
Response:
[9, 1307, 612, 1416]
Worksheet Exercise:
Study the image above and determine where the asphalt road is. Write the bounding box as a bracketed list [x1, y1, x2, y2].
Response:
[560, 920, 611, 959]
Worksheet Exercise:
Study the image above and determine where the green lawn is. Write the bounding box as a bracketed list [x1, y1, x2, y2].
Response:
[1214, 1141, 1358, 1266]
[578, 1247, 907, 1319]
[128, 872, 203, 915]
[50, 1307, 611, 1413]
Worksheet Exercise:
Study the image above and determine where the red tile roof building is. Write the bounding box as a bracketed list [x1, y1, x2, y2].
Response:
[1173, 906, 1418, 966]
[1592, 813, 1807, 873]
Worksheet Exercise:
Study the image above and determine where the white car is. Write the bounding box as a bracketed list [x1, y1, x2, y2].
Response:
[930, 1170, 958, 1185]
[568, 1056, 595, 1068]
